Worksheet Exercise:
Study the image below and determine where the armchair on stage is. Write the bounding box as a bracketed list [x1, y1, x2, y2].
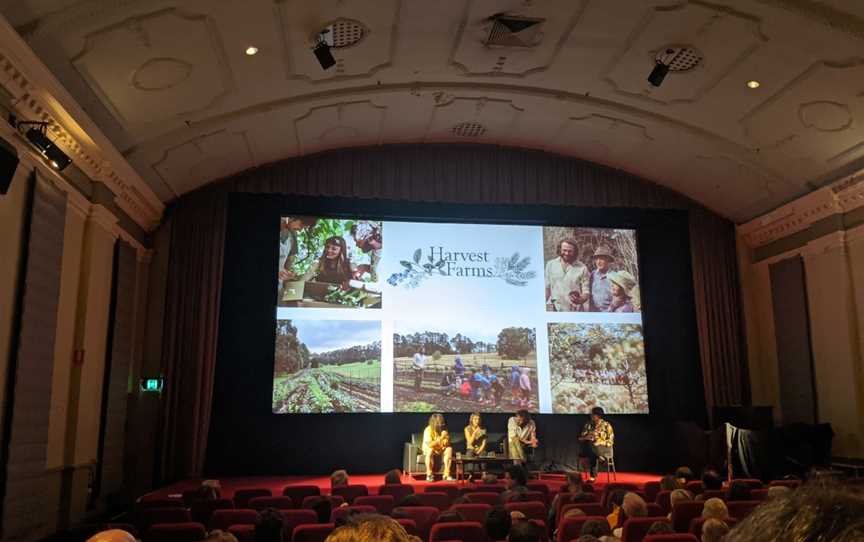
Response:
[403, 432, 506, 476]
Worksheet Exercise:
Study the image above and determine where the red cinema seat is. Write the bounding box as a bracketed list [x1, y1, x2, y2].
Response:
[140, 508, 192, 530]
[734, 479, 764, 489]
[656, 490, 672, 514]
[417, 492, 451, 511]
[701, 490, 726, 501]
[209, 509, 259, 531]
[671, 501, 703, 533]
[556, 516, 607, 542]
[233, 489, 272, 509]
[526, 482, 551, 506]
[504, 502, 546, 522]
[280, 510, 319, 540]
[394, 518, 418, 537]
[450, 503, 491, 524]
[750, 489, 770, 501]
[464, 492, 501, 507]
[249, 496, 294, 511]
[622, 517, 670, 542]
[644, 481, 662, 503]
[146, 522, 206, 542]
[139, 498, 185, 509]
[465, 484, 504, 494]
[429, 521, 486, 542]
[727, 500, 762, 520]
[301, 495, 345, 509]
[292, 523, 335, 542]
[332, 485, 369, 504]
[425, 484, 459, 500]
[181, 492, 200, 507]
[227, 525, 254, 542]
[283, 485, 321, 503]
[330, 505, 377, 524]
[191, 499, 234, 524]
[392, 506, 439, 542]
[685, 481, 704, 495]
[518, 491, 546, 506]
[646, 503, 664, 517]
[769, 479, 801, 489]
[559, 502, 605, 524]
[355, 495, 395, 515]
[644, 535, 699, 542]
[378, 484, 415, 503]
[689, 517, 737, 538]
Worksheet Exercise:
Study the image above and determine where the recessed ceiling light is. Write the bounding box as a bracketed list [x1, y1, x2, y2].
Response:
[746, 80, 760, 89]
[245, 46, 258, 56]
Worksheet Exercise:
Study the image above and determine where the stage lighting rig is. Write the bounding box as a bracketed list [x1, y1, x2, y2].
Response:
[648, 48, 681, 88]
[312, 28, 336, 70]
[16, 120, 71, 171]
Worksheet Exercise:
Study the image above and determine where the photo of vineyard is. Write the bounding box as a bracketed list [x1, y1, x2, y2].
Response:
[548, 322, 648, 414]
[392, 323, 538, 413]
[272, 319, 381, 413]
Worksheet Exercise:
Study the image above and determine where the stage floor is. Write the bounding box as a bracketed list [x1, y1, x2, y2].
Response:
[146, 472, 661, 500]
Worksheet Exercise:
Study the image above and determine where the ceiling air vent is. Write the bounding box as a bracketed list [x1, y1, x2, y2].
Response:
[656, 46, 703, 71]
[326, 19, 368, 49]
[452, 122, 486, 138]
[484, 14, 545, 47]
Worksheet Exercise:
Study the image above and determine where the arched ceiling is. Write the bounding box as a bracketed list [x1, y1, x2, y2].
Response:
[4, 0, 864, 223]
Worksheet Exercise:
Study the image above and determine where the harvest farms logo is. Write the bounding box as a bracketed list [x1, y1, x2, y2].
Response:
[387, 247, 536, 288]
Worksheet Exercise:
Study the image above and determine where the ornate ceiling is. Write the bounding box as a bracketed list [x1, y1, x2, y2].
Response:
[3, 0, 864, 224]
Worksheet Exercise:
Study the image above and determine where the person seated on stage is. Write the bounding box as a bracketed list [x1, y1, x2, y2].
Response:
[302, 236, 353, 288]
[580, 519, 611, 539]
[464, 412, 487, 457]
[422, 413, 455, 482]
[254, 508, 284, 542]
[578, 406, 614, 483]
[676, 466, 696, 485]
[701, 518, 730, 542]
[667, 489, 694, 519]
[606, 490, 626, 530]
[612, 493, 647, 539]
[486, 505, 512, 541]
[384, 469, 403, 485]
[502, 464, 530, 503]
[701, 498, 729, 521]
[507, 410, 539, 464]
[660, 474, 683, 492]
[507, 518, 542, 542]
[331, 469, 350, 489]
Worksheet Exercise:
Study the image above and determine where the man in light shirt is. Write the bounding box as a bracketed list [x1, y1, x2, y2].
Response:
[545, 238, 589, 311]
[412, 348, 426, 391]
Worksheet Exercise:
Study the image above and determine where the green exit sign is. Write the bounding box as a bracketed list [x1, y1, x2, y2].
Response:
[140, 378, 163, 392]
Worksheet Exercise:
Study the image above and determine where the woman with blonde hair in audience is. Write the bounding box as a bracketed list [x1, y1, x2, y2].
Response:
[701, 497, 729, 521]
[326, 514, 419, 542]
[331, 469, 349, 489]
[701, 518, 730, 542]
[667, 489, 694, 519]
[612, 492, 647, 538]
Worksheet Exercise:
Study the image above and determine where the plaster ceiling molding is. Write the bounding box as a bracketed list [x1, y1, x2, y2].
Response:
[70, 8, 236, 128]
[423, 97, 522, 144]
[152, 129, 256, 196]
[447, 0, 588, 77]
[602, 1, 767, 105]
[544, 113, 654, 165]
[294, 101, 387, 156]
[689, 154, 781, 223]
[275, 0, 400, 83]
[831, 168, 864, 213]
[741, 60, 864, 168]
[738, 184, 840, 248]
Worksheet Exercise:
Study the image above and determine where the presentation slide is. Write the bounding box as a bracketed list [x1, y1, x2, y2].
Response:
[272, 216, 647, 415]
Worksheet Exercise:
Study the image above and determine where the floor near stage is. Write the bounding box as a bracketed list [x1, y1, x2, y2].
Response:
[144, 472, 661, 500]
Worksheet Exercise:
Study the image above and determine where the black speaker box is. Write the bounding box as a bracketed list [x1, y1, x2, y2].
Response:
[0, 137, 19, 194]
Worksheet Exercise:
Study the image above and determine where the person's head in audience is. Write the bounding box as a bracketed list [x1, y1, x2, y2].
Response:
[622, 493, 647, 518]
[309, 497, 332, 523]
[507, 519, 541, 542]
[676, 467, 696, 484]
[660, 475, 682, 491]
[701, 469, 723, 491]
[580, 519, 611, 538]
[205, 531, 238, 542]
[702, 497, 728, 520]
[701, 519, 730, 542]
[725, 484, 864, 541]
[670, 489, 694, 510]
[327, 514, 415, 542]
[482, 473, 499, 485]
[452, 495, 471, 506]
[384, 469, 403, 485]
[505, 465, 528, 489]
[727, 480, 750, 501]
[436, 511, 464, 523]
[562, 508, 585, 521]
[510, 511, 526, 521]
[565, 471, 584, 494]
[197, 479, 222, 500]
[85, 529, 137, 542]
[485, 506, 512, 541]
[647, 521, 674, 535]
[767, 485, 791, 499]
[331, 469, 349, 489]
[608, 490, 627, 513]
[397, 495, 421, 508]
[254, 508, 284, 542]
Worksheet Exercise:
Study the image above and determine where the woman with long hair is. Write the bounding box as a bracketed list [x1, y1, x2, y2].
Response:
[422, 413, 454, 482]
[464, 412, 487, 456]
[303, 235, 353, 286]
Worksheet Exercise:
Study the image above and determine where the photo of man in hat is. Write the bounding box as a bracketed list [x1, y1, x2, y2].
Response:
[589, 245, 615, 312]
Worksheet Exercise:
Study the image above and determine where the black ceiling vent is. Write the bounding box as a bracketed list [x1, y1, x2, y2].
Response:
[484, 14, 545, 47]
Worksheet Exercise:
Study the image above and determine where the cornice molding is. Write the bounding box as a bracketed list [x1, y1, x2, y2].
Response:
[739, 168, 864, 249]
[0, 14, 164, 230]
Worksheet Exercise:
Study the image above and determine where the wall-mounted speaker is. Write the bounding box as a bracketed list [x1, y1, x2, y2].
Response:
[0, 137, 20, 194]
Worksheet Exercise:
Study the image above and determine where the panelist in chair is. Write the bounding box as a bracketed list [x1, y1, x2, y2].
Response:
[507, 409, 538, 464]
[578, 406, 615, 482]
[423, 413, 454, 482]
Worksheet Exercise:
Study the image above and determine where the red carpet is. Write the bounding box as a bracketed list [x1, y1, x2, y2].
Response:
[146, 472, 661, 500]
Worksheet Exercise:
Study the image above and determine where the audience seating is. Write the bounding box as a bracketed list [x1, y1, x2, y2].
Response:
[249, 496, 294, 510]
[556, 516, 607, 542]
[190, 498, 233, 524]
[684, 481, 704, 494]
[450, 503, 491, 524]
[670, 501, 704, 533]
[655, 490, 672, 514]
[139, 497, 185, 509]
[643, 535, 699, 542]
[602, 483, 640, 508]
[226, 525, 254, 542]
[621, 517, 671, 542]
[330, 505, 377, 524]
[280, 510, 319, 540]
[644, 481, 661, 503]
[292, 523, 335, 542]
[429, 521, 486, 542]
[378, 484, 414, 503]
[301, 495, 345, 509]
[504, 501, 545, 522]
[559, 502, 605, 523]
[139, 508, 192, 530]
[392, 507, 439, 542]
[353, 495, 395, 515]
[464, 492, 501, 507]
[332, 484, 369, 504]
[462, 484, 504, 494]
[734, 479, 764, 489]
[394, 518, 418, 537]
[689, 516, 737, 538]
[209, 509, 259, 531]
[646, 503, 664, 517]
[146, 522, 206, 542]
[525, 482, 550, 506]
[769, 479, 801, 489]
[750, 488, 770, 501]
[727, 500, 762, 520]
[181, 492, 200, 506]
[232, 489, 272, 509]
[701, 490, 726, 501]
[424, 484, 459, 500]
[417, 492, 451, 511]
[283, 485, 322, 503]
[521, 491, 546, 505]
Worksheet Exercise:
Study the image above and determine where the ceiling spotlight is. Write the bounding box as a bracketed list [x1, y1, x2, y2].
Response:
[312, 29, 336, 70]
[245, 46, 258, 56]
[18, 121, 71, 171]
[747, 80, 761, 89]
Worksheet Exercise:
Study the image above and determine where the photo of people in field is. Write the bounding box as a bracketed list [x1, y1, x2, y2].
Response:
[392, 322, 538, 413]
[272, 319, 381, 413]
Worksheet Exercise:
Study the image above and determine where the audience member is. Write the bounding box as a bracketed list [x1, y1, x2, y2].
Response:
[676, 467, 696, 485]
[502, 465, 529, 502]
[767, 485, 791, 499]
[436, 511, 464, 523]
[309, 497, 333, 523]
[701, 519, 729, 542]
[660, 475, 682, 491]
[581, 519, 611, 538]
[486, 506, 512, 541]
[396, 495, 421, 508]
[670, 489, 693, 509]
[384, 469, 403, 485]
[549, 471, 594, 526]
[726, 480, 750, 501]
[331, 470, 350, 489]
[508, 520, 541, 542]
[85, 529, 136, 542]
[576, 536, 600, 542]
[197, 479, 222, 500]
[254, 508, 284, 542]
[701, 469, 723, 491]
[510, 511, 527, 521]
[647, 521, 675, 535]
[612, 493, 647, 538]
[606, 490, 626, 530]
[482, 473, 499, 484]
[327, 514, 417, 542]
[701, 498, 728, 521]
[451, 495, 471, 505]
[205, 531, 238, 542]
[725, 484, 864, 542]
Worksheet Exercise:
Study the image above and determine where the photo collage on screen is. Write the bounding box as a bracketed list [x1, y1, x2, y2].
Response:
[272, 216, 648, 414]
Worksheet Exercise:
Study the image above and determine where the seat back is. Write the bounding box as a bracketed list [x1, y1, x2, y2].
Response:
[232, 489, 272, 509]
[429, 521, 485, 542]
[417, 492, 452, 511]
[643, 481, 661, 504]
[727, 500, 762, 520]
[146, 522, 206, 542]
[280, 510, 319, 540]
[559, 502, 605, 523]
[301, 495, 346, 510]
[332, 485, 369, 504]
[425, 484, 459, 500]
[671, 501, 703, 533]
[140, 508, 191, 530]
[330, 505, 377, 524]
[209, 509, 259, 531]
[392, 506, 439, 542]
[701, 490, 726, 501]
[292, 523, 335, 542]
[378, 484, 415, 503]
[684, 481, 704, 495]
[733, 479, 764, 489]
[622, 517, 670, 542]
[646, 503, 664, 517]
[689, 517, 737, 538]
[249, 496, 294, 511]
[465, 484, 504, 494]
[769, 480, 801, 489]
[354, 495, 395, 515]
[643, 535, 699, 542]
[190, 499, 234, 524]
[504, 501, 546, 522]
[394, 518, 418, 537]
[655, 490, 672, 514]
[450, 503, 491, 524]
[226, 524, 254, 542]
[139, 498, 185, 509]
[525, 482, 550, 506]
[556, 516, 607, 542]
[283, 485, 321, 503]
[464, 492, 501, 507]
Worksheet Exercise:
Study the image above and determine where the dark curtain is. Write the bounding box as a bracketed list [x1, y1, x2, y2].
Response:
[158, 144, 748, 479]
